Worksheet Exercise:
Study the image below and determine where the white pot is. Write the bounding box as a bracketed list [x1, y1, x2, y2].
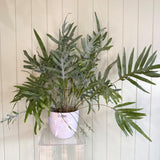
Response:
[49, 110, 79, 139]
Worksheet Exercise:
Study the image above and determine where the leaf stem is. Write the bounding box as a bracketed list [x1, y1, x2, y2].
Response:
[112, 68, 147, 84]
[78, 103, 115, 111]
[74, 98, 88, 109]
[112, 78, 121, 84]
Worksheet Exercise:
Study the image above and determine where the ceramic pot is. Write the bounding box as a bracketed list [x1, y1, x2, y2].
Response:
[49, 110, 79, 139]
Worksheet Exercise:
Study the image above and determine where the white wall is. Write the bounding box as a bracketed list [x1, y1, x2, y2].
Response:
[0, 0, 160, 160]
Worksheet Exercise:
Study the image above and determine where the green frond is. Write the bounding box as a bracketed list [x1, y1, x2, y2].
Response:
[116, 45, 159, 93]
[114, 102, 151, 141]
[34, 29, 48, 59]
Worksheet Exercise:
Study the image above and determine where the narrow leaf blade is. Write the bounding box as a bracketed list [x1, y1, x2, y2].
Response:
[128, 48, 134, 73]
[127, 77, 149, 93]
[140, 45, 152, 68]
[129, 120, 152, 142]
[34, 29, 48, 59]
[131, 74, 155, 85]
[122, 49, 127, 75]
[117, 54, 122, 78]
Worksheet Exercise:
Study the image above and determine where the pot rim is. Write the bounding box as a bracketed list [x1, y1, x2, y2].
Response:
[50, 108, 79, 113]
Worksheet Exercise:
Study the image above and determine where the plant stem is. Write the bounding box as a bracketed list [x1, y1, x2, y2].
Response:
[63, 80, 68, 111]
[0, 111, 26, 123]
[112, 70, 141, 84]
[74, 98, 87, 109]
[66, 80, 68, 111]
[78, 104, 115, 111]
[74, 97, 90, 109]
[112, 78, 121, 84]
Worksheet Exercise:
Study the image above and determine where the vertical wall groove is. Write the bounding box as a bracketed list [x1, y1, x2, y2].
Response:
[92, 1, 94, 160]
[0, 31, 5, 160]
[134, 0, 139, 159]
[30, 0, 36, 159]
[106, 0, 109, 159]
[62, 0, 64, 22]
[14, 0, 20, 159]
[148, 0, 155, 159]
[120, 0, 125, 159]
[46, 0, 48, 50]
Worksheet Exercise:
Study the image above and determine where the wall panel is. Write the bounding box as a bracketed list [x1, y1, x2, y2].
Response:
[31, 0, 48, 159]
[78, 0, 93, 159]
[150, 0, 160, 159]
[107, 0, 123, 159]
[15, 0, 35, 159]
[135, 0, 153, 159]
[92, 0, 108, 159]
[0, 32, 5, 160]
[121, 0, 138, 160]
[0, 0, 19, 160]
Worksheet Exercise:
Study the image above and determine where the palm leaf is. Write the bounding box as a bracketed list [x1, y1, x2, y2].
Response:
[140, 45, 152, 68]
[131, 75, 155, 85]
[117, 55, 122, 78]
[114, 102, 135, 109]
[127, 77, 149, 93]
[122, 49, 127, 75]
[103, 60, 117, 80]
[114, 102, 151, 141]
[129, 120, 152, 142]
[134, 47, 146, 71]
[128, 48, 134, 73]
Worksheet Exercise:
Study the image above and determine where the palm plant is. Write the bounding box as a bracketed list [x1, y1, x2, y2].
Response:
[1, 13, 160, 141]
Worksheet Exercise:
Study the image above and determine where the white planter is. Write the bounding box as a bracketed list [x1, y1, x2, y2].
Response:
[49, 110, 79, 139]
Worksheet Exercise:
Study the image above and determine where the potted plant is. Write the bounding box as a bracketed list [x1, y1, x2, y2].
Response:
[1, 13, 160, 140]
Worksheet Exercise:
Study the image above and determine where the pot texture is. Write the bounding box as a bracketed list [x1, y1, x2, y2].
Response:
[49, 110, 79, 139]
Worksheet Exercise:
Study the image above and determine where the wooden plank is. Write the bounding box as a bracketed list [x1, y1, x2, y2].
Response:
[31, 0, 47, 159]
[92, 0, 108, 160]
[135, 0, 153, 159]
[15, 0, 35, 159]
[149, 0, 160, 159]
[0, 0, 19, 159]
[107, 0, 123, 159]
[121, 0, 138, 160]
[0, 32, 5, 160]
[78, 0, 93, 159]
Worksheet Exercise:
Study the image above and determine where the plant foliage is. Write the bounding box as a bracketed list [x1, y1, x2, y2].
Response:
[1, 13, 160, 141]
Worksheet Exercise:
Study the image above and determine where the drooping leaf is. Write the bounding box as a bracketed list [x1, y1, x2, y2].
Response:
[131, 74, 155, 85]
[144, 71, 160, 77]
[115, 111, 128, 136]
[149, 64, 160, 70]
[114, 102, 135, 109]
[129, 120, 152, 142]
[127, 77, 149, 93]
